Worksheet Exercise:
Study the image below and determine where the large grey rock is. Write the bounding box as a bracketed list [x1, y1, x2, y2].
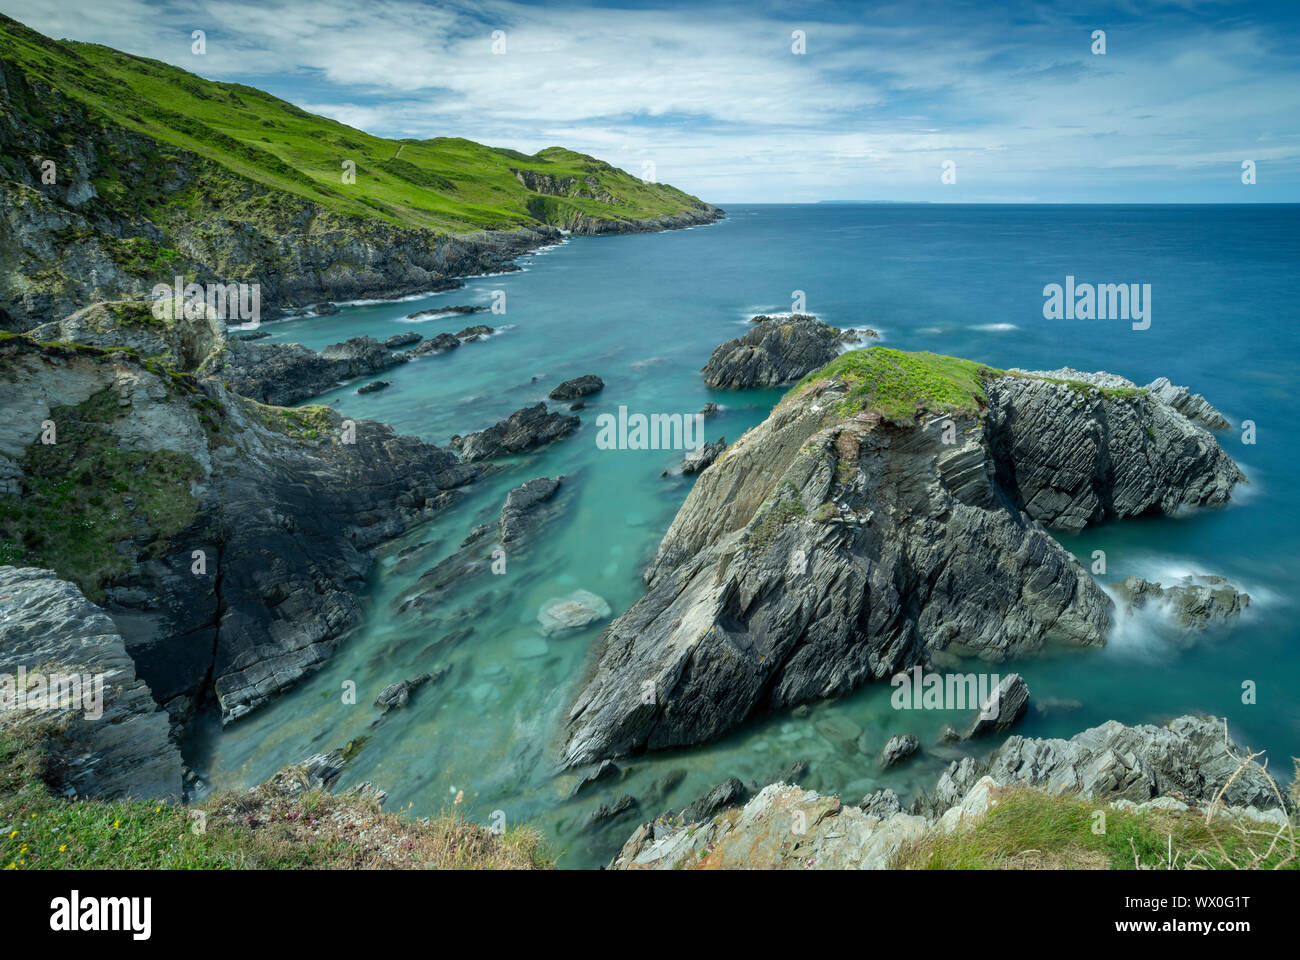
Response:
[450, 403, 579, 461]
[562, 357, 1243, 766]
[499, 476, 564, 545]
[1144, 377, 1231, 430]
[549, 374, 604, 401]
[1112, 574, 1250, 629]
[963, 673, 1030, 739]
[220, 335, 407, 405]
[0, 566, 182, 801]
[681, 436, 726, 474]
[932, 715, 1284, 812]
[878, 734, 920, 769]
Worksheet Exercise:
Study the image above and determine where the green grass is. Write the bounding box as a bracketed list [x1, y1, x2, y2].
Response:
[0, 13, 713, 235]
[0, 722, 552, 870]
[891, 786, 1297, 870]
[792, 346, 1002, 422]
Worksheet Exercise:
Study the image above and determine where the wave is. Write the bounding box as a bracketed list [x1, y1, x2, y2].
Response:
[972, 322, 1018, 332]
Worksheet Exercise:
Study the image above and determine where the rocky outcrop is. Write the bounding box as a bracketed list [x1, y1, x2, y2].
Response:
[1112, 574, 1250, 629]
[702, 314, 848, 388]
[611, 715, 1287, 869]
[990, 369, 1243, 533]
[450, 403, 580, 461]
[930, 715, 1282, 813]
[411, 333, 463, 355]
[680, 436, 725, 474]
[962, 673, 1029, 739]
[374, 673, 433, 712]
[878, 734, 920, 770]
[382, 332, 422, 349]
[1144, 377, 1231, 430]
[0, 337, 483, 727]
[562, 348, 1244, 766]
[499, 476, 564, 545]
[549, 374, 604, 401]
[0, 565, 182, 800]
[27, 300, 225, 372]
[220, 335, 409, 406]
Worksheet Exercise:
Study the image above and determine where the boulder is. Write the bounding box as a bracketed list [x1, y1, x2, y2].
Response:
[538, 589, 612, 636]
[962, 673, 1029, 739]
[878, 733, 920, 769]
[701, 314, 843, 388]
[450, 403, 579, 461]
[549, 374, 605, 401]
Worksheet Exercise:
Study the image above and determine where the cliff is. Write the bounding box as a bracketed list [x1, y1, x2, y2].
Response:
[562, 347, 1244, 766]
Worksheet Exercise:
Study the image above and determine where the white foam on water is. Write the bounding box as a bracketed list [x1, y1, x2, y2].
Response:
[972, 322, 1018, 332]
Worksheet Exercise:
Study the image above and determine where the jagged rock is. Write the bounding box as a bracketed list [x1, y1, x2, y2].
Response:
[374, 673, 433, 711]
[220, 335, 407, 405]
[676, 776, 748, 825]
[537, 589, 611, 636]
[775, 760, 809, 784]
[0, 338, 482, 726]
[231, 330, 271, 341]
[29, 300, 226, 373]
[681, 436, 725, 474]
[382, 332, 422, 349]
[314, 302, 339, 316]
[994, 369, 1243, 532]
[702, 314, 843, 388]
[566, 759, 620, 799]
[963, 673, 1029, 739]
[1144, 377, 1231, 430]
[499, 476, 564, 545]
[0, 566, 182, 801]
[878, 733, 920, 769]
[410, 332, 462, 354]
[302, 750, 346, 788]
[549, 374, 604, 401]
[562, 350, 1243, 766]
[859, 788, 903, 820]
[1112, 574, 1250, 629]
[612, 715, 1288, 870]
[931, 715, 1284, 813]
[699, 402, 719, 417]
[450, 403, 579, 461]
[406, 305, 486, 320]
[586, 793, 638, 829]
[455, 324, 494, 341]
[357, 380, 390, 394]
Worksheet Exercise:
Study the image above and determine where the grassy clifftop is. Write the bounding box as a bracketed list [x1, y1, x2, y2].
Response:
[0, 14, 713, 234]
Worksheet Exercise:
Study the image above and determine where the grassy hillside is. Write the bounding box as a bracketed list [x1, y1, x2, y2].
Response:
[0, 14, 712, 233]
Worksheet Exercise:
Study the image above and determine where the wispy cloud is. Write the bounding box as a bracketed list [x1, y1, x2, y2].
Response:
[5, 0, 1298, 200]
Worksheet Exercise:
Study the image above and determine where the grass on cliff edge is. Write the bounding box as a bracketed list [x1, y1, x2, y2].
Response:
[889, 785, 1298, 870]
[0, 723, 552, 870]
[790, 346, 1149, 422]
[791, 347, 1003, 421]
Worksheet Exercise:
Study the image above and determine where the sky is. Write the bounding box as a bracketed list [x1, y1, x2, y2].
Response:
[4, 0, 1299, 203]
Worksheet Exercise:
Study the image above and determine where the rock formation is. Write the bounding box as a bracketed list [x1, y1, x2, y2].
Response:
[562, 347, 1244, 766]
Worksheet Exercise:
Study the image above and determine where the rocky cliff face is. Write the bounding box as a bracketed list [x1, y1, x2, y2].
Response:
[610, 716, 1287, 870]
[701, 314, 858, 388]
[561, 350, 1244, 767]
[0, 336, 482, 729]
[0, 565, 182, 800]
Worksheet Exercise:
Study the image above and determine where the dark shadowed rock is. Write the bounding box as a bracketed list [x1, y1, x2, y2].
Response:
[586, 793, 638, 829]
[450, 403, 579, 461]
[702, 314, 843, 388]
[567, 759, 620, 799]
[357, 380, 390, 394]
[549, 374, 605, 401]
[411, 332, 462, 354]
[383, 332, 422, 349]
[681, 436, 725, 474]
[676, 776, 749, 825]
[374, 673, 433, 711]
[499, 476, 564, 545]
[406, 305, 486, 320]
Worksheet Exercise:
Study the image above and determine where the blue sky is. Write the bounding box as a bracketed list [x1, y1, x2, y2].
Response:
[5, 0, 1299, 202]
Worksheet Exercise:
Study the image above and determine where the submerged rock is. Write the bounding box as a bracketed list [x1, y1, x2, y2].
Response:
[567, 759, 620, 799]
[405, 305, 486, 320]
[549, 374, 605, 401]
[450, 403, 579, 461]
[538, 589, 612, 636]
[1112, 574, 1250, 629]
[357, 380, 390, 394]
[562, 347, 1244, 766]
[374, 673, 433, 711]
[702, 314, 843, 388]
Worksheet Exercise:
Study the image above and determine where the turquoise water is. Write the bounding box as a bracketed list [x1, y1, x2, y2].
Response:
[192, 204, 1300, 868]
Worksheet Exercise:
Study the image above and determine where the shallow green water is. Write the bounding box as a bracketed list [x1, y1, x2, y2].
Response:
[193, 204, 1300, 867]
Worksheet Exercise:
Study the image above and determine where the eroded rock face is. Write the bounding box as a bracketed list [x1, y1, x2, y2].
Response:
[611, 715, 1286, 870]
[931, 715, 1281, 812]
[701, 314, 845, 388]
[0, 566, 182, 801]
[0, 338, 481, 727]
[562, 359, 1243, 767]
[221, 335, 408, 406]
[450, 403, 579, 461]
[1112, 574, 1250, 629]
[987, 373, 1243, 533]
[680, 437, 726, 475]
[1144, 377, 1231, 430]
